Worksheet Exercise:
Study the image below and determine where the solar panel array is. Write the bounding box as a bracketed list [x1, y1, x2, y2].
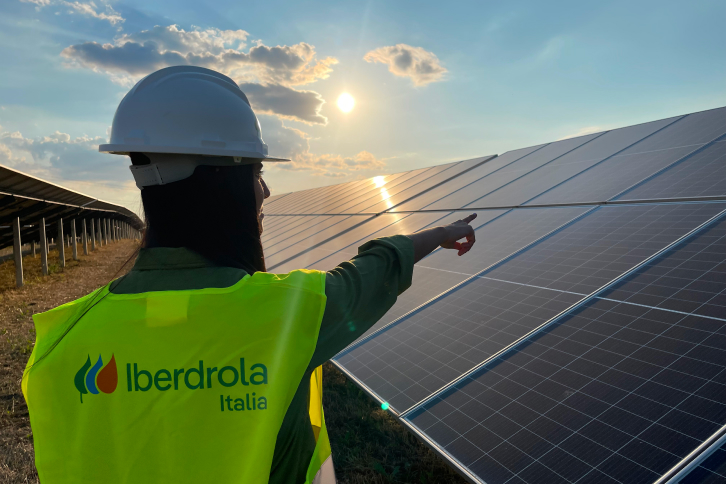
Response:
[263, 106, 726, 483]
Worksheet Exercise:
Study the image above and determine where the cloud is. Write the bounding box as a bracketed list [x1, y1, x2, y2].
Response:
[117, 24, 248, 55]
[364, 44, 447, 86]
[240, 83, 327, 125]
[20, 0, 124, 26]
[0, 129, 127, 181]
[260, 116, 386, 177]
[62, 25, 336, 86]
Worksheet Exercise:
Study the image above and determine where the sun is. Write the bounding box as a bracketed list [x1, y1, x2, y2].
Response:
[337, 93, 355, 113]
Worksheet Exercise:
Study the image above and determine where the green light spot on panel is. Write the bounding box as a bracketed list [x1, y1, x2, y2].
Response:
[381, 402, 389, 411]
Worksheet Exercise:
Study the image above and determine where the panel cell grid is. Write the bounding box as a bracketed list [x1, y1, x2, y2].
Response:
[485, 203, 726, 294]
[617, 140, 726, 201]
[336, 278, 583, 412]
[419, 207, 590, 276]
[526, 146, 697, 206]
[362, 156, 495, 214]
[463, 117, 677, 209]
[390, 145, 546, 213]
[603, 216, 726, 320]
[425, 133, 602, 210]
[407, 299, 726, 484]
[334, 207, 587, 341]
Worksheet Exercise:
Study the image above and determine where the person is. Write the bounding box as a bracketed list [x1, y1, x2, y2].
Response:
[21, 66, 477, 484]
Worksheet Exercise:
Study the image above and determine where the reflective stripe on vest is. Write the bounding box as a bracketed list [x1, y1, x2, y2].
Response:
[22, 270, 328, 484]
[306, 366, 335, 484]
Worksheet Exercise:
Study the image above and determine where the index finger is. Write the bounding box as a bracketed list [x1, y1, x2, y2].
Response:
[461, 213, 477, 224]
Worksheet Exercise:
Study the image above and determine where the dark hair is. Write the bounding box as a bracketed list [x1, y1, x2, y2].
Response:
[135, 154, 266, 273]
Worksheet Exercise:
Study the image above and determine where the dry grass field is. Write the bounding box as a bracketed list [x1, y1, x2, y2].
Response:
[0, 241, 465, 484]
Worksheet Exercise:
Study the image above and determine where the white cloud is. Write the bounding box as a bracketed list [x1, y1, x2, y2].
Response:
[117, 24, 248, 55]
[20, 0, 51, 6]
[20, 0, 124, 26]
[61, 25, 336, 87]
[60, 1, 123, 26]
[364, 44, 447, 86]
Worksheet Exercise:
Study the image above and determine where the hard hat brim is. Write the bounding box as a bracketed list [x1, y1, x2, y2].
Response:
[99, 144, 290, 162]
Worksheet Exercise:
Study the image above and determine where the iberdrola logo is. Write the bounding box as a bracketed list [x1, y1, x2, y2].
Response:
[74, 354, 118, 403]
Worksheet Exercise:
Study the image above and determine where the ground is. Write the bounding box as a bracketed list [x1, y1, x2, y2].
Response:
[0, 241, 466, 484]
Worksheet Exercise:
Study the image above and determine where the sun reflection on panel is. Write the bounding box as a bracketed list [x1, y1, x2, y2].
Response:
[373, 176, 386, 188]
[379, 188, 394, 209]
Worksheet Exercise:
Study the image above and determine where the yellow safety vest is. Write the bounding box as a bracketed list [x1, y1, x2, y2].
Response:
[22, 270, 335, 484]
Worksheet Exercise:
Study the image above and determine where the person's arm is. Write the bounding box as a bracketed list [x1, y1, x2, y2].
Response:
[407, 213, 477, 262]
[308, 213, 478, 367]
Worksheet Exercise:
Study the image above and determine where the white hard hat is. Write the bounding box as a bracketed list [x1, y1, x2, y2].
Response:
[99, 65, 289, 188]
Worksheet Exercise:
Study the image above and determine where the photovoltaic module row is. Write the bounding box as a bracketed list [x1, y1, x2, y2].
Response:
[262, 106, 726, 483]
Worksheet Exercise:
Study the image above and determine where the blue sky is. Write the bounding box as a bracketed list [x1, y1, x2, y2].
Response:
[1, 0, 724, 212]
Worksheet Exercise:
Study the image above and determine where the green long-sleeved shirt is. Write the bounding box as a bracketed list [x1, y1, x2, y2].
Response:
[109, 235, 414, 483]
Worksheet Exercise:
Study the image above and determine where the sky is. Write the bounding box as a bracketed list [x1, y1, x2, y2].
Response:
[0, 0, 724, 215]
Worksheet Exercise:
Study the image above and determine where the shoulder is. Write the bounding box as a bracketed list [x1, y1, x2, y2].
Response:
[247, 269, 326, 294]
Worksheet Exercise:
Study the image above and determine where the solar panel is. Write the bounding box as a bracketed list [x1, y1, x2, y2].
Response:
[268, 212, 468, 272]
[601, 215, 726, 319]
[334, 203, 725, 412]
[482, 203, 726, 294]
[264, 215, 375, 267]
[400, 209, 726, 484]
[527, 108, 726, 206]
[617, 140, 726, 201]
[421, 133, 602, 210]
[305, 167, 432, 214]
[360, 156, 495, 214]
[406, 298, 726, 484]
[462, 117, 679, 208]
[337, 277, 585, 412]
[319, 167, 445, 214]
[389, 145, 545, 212]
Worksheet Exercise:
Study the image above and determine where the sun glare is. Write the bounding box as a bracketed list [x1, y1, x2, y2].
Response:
[373, 176, 386, 188]
[337, 93, 355, 113]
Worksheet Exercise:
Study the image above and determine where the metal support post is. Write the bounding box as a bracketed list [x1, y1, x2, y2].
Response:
[31, 240, 36, 257]
[71, 219, 78, 261]
[57, 218, 65, 268]
[40, 218, 48, 276]
[82, 219, 89, 255]
[91, 219, 96, 250]
[13, 217, 23, 288]
[103, 219, 108, 245]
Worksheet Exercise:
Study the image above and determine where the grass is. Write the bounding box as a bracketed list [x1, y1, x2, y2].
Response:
[324, 363, 466, 484]
[0, 242, 466, 484]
